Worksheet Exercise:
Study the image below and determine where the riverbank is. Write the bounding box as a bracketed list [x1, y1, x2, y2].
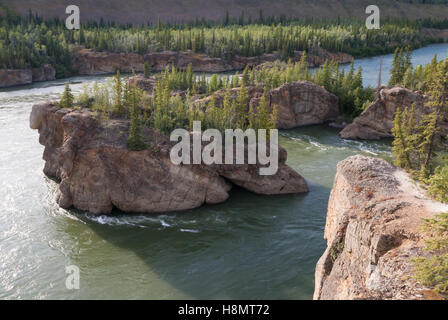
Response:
[0, 47, 353, 88]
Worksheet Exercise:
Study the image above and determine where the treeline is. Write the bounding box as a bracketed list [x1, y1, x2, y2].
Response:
[0, 4, 444, 74]
[59, 68, 277, 150]
[247, 56, 373, 118]
[0, 5, 74, 76]
[72, 21, 434, 59]
[148, 54, 374, 119]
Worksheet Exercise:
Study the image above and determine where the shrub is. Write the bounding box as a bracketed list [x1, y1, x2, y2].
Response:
[413, 212, 448, 297]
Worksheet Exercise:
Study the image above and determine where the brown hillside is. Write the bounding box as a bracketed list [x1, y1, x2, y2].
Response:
[3, 0, 448, 24]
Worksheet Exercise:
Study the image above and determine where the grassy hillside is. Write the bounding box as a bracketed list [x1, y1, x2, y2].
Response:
[3, 0, 448, 24]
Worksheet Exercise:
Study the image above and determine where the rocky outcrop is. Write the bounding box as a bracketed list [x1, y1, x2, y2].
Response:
[340, 86, 448, 141]
[31, 64, 57, 82]
[422, 28, 448, 42]
[0, 65, 56, 88]
[73, 48, 353, 75]
[129, 75, 157, 94]
[30, 102, 308, 214]
[0, 69, 32, 88]
[268, 81, 339, 128]
[195, 81, 339, 129]
[314, 155, 448, 300]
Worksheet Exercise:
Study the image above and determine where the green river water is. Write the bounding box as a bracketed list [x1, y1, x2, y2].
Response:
[0, 43, 447, 299]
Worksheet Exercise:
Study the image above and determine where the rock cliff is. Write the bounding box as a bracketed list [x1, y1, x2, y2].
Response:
[194, 81, 339, 129]
[73, 48, 353, 75]
[0, 69, 32, 88]
[339, 86, 448, 141]
[314, 155, 448, 300]
[30, 103, 308, 214]
[0, 64, 56, 88]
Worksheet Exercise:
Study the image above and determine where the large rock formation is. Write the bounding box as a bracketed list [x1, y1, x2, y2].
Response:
[195, 81, 339, 129]
[31, 64, 57, 83]
[0, 65, 56, 88]
[339, 86, 448, 141]
[30, 103, 308, 214]
[73, 48, 353, 75]
[314, 155, 448, 300]
[0, 69, 32, 88]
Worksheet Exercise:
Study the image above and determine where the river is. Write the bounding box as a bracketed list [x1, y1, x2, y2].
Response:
[0, 43, 447, 299]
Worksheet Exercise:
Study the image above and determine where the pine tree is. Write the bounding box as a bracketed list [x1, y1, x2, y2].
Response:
[222, 87, 233, 128]
[389, 48, 403, 86]
[126, 84, 147, 151]
[236, 82, 249, 129]
[59, 83, 74, 108]
[298, 51, 309, 80]
[420, 58, 448, 175]
[418, 111, 439, 178]
[144, 62, 151, 78]
[255, 93, 270, 130]
[123, 76, 131, 113]
[392, 106, 412, 169]
[112, 70, 123, 116]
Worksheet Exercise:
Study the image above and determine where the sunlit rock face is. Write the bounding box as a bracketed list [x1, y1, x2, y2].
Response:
[340, 86, 448, 143]
[314, 155, 448, 300]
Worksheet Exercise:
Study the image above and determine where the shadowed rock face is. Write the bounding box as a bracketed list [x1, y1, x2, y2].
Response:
[30, 103, 308, 214]
[314, 155, 448, 300]
[31, 64, 56, 83]
[0, 65, 56, 88]
[339, 86, 448, 142]
[193, 81, 339, 129]
[0, 69, 32, 88]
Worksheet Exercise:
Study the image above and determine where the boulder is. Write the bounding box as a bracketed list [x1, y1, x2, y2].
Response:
[340, 86, 448, 141]
[129, 75, 157, 94]
[314, 155, 448, 300]
[195, 81, 339, 129]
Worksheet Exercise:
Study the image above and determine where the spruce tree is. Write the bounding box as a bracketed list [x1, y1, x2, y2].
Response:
[59, 83, 74, 108]
[144, 62, 151, 78]
[392, 106, 412, 169]
[236, 82, 249, 129]
[112, 70, 123, 116]
[389, 48, 403, 86]
[126, 84, 147, 151]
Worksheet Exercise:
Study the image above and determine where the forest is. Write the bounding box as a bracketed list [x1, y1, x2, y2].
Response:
[0, 4, 446, 77]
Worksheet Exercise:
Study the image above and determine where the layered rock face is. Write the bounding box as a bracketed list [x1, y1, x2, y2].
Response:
[0, 69, 32, 88]
[31, 64, 57, 82]
[340, 86, 448, 141]
[194, 81, 339, 129]
[30, 103, 308, 214]
[0, 65, 56, 88]
[314, 155, 448, 300]
[73, 48, 353, 75]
